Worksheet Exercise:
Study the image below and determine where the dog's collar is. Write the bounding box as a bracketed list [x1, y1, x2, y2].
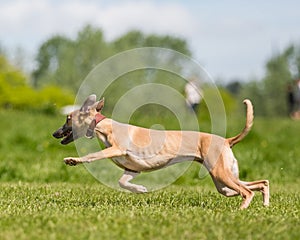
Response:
[85, 113, 106, 139]
[94, 113, 106, 124]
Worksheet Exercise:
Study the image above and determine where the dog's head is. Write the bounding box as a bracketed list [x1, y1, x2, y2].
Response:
[52, 95, 105, 145]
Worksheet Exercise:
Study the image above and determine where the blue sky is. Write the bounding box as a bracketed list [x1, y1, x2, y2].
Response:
[1, 0, 300, 82]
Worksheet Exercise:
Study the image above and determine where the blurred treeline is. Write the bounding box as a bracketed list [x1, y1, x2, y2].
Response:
[1, 24, 300, 117]
[236, 45, 300, 117]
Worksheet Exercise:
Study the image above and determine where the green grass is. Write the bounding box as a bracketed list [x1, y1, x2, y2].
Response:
[0, 183, 299, 240]
[0, 109, 300, 239]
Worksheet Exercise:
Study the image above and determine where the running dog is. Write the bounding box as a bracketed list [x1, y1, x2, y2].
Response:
[53, 95, 269, 209]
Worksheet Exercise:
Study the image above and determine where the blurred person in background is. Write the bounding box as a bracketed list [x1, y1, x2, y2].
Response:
[185, 77, 202, 113]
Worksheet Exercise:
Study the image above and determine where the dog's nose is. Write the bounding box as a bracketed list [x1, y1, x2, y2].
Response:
[52, 132, 59, 138]
[52, 128, 63, 138]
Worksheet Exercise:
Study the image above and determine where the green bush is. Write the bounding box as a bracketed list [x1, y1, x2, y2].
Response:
[0, 55, 74, 113]
[37, 85, 75, 114]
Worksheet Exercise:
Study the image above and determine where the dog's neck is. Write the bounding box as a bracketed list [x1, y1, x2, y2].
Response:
[85, 113, 106, 139]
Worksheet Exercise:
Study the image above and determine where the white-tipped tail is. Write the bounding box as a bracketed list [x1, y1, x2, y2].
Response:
[227, 99, 254, 147]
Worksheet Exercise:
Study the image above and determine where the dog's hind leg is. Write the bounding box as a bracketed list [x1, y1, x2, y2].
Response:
[229, 155, 269, 206]
[230, 155, 269, 206]
[240, 180, 270, 206]
[215, 176, 254, 209]
[212, 178, 240, 197]
[118, 170, 148, 193]
[209, 162, 254, 209]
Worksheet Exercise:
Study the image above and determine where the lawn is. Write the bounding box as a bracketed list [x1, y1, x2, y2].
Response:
[0, 109, 299, 239]
[0, 183, 299, 240]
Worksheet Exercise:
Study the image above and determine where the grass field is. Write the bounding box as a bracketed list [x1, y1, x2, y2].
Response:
[0, 109, 299, 239]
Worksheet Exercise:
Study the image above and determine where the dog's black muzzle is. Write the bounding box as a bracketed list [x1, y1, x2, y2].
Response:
[52, 125, 74, 145]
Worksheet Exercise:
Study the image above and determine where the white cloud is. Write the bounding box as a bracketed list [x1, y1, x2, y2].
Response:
[0, 0, 199, 75]
[0, 0, 196, 48]
[1, 0, 300, 81]
[96, 1, 196, 40]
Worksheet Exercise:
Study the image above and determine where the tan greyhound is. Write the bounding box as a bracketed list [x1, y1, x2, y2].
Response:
[53, 95, 269, 209]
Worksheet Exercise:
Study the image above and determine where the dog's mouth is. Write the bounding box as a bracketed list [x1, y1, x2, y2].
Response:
[53, 127, 76, 145]
[61, 129, 74, 145]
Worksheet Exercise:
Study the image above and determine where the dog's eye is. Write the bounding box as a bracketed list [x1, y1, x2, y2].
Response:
[78, 115, 85, 123]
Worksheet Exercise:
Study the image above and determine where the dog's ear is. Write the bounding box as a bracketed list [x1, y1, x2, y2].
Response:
[96, 98, 105, 112]
[80, 94, 97, 112]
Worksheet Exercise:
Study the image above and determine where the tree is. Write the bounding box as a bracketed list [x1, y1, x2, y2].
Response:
[263, 46, 294, 116]
[33, 25, 111, 90]
[32, 35, 73, 87]
[113, 30, 191, 56]
[32, 26, 192, 92]
[239, 44, 300, 117]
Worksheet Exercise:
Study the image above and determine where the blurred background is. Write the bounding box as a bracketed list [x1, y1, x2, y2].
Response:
[1, 0, 300, 116]
[1, 3, 300, 238]
[0, 0, 300, 184]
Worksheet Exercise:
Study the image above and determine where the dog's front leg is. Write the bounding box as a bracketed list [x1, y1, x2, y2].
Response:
[119, 170, 148, 193]
[64, 147, 125, 166]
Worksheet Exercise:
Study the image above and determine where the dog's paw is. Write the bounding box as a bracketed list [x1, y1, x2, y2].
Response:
[64, 157, 79, 166]
[134, 185, 148, 193]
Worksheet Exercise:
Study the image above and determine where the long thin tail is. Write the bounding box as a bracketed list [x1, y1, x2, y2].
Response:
[227, 99, 254, 148]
